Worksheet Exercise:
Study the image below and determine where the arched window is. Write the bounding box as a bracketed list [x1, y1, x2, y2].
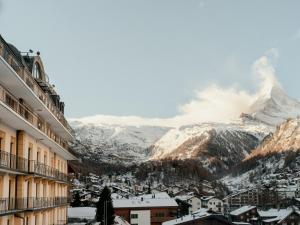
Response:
[32, 62, 43, 80]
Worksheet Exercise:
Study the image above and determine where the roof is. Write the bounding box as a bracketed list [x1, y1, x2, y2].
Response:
[230, 206, 256, 216]
[232, 222, 251, 225]
[201, 196, 218, 201]
[162, 209, 231, 225]
[163, 209, 210, 225]
[113, 193, 178, 209]
[175, 195, 194, 201]
[258, 208, 300, 224]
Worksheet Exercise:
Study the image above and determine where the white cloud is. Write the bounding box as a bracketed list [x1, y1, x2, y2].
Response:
[70, 49, 282, 127]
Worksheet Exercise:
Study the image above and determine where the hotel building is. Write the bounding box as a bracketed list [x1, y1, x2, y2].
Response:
[0, 35, 76, 225]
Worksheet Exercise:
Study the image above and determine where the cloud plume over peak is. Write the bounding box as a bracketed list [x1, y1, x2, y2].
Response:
[70, 49, 288, 127]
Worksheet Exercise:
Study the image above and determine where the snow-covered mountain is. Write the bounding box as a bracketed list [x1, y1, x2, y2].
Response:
[149, 121, 269, 172]
[223, 116, 300, 191]
[248, 116, 300, 158]
[69, 119, 170, 164]
[247, 83, 300, 126]
[69, 83, 300, 172]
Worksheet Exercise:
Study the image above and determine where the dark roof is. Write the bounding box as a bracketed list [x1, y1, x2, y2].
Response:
[0, 34, 32, 71]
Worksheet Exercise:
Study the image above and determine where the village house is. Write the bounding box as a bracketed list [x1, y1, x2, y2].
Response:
[201, 196, 223, 213]
[113, 192, 178, 225]
[230, 206, 259, 225]
[162, 208, 232, 225]
[175, 195, 202, 213]
[258, 207, 300, 225]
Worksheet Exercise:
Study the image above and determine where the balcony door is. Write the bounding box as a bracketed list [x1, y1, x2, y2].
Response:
[28, 147, 32, 172]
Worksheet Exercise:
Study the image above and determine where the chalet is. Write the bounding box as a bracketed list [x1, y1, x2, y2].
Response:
[113, 192, 178, 225]
[162, 208, 232, 225]
[258, 208, 300, 225]
[175, 195, 202, 213]
[230, 206, 259, 225]
[201, 196, 223, 213]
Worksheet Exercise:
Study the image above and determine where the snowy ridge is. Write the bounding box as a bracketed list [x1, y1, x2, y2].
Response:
[69, 82, 300, 171]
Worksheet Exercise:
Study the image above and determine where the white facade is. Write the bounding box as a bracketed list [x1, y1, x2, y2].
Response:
[206, 198, 223, 213]
[187, 196, 202, 213]
[130, 210, 151, 225]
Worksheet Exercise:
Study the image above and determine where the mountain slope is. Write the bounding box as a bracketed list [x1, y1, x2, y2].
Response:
[69, 121, 170, 164]
[248, 117, 300, 158]
[150, 122, 270, 172]
[149, 85, 300, 171]
[69, 83, 300, 172]
[223, 117, 300, 191]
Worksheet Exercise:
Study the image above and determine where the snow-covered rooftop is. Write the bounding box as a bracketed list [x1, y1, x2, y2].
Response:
[162, 209, 211, 225]
[113, 198, 178, 208]
[114, 192, 177, 208]
[230, 206, 256, 216]
[258, 208, 300, 223]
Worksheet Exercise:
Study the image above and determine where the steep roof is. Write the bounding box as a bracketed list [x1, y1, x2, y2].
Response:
[230, 206, 256, 216]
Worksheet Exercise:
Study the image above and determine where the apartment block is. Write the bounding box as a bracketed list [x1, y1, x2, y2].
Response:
[0, 35, 76, 225]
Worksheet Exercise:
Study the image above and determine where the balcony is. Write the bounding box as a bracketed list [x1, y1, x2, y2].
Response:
[0, 197, 69, 215]
[50, 221, 67, 225]
[29, 161, 69, 183]
[27, 197, 69, 210]
[0, 150, 69, 183]
[0, 84, 72, 156]
[0, 149, 28, 174]
[0, 36, 73, 140]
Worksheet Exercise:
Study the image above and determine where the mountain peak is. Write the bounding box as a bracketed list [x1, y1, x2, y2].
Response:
[247, 83, 300, 126]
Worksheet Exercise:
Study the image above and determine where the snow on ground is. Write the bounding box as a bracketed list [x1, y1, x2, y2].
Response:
[68, 207, 96, 219]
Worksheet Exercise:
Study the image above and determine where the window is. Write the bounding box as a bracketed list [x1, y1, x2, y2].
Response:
[155, 213, 165, 217]
[131, 214, 138, 219]
[32, 63, 42, 80]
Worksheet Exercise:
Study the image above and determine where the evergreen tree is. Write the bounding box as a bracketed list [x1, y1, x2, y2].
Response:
[96, 186, 115, 225]
[71, 191, 81, 207]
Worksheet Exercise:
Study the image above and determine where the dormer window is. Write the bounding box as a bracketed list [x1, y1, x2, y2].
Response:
[32, 62, 43, 80]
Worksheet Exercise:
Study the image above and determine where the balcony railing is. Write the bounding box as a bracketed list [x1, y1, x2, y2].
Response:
[29, 161, 69, 183]
[50, 221, 67, 225]
[27, 197, 69, 210]
[0, 149, 68, 182]
[0, 149, 28, 173]
[0, 197, 69, 215]
[0, 84, 69, 151]
[0, 37, 73, 135]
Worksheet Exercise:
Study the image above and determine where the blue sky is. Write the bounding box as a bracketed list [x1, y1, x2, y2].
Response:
[1, 0, 300, 119]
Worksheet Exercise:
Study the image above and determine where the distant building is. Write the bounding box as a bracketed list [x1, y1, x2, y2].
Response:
[258, 208, 300, 225]
[175, 198, 192, 217]
[162, 208, 232, 225]
[201, 196, 223, 213]
[230, 206, 258, 225]
[175, 195, 202, 213]
[113, 192, 178, 225]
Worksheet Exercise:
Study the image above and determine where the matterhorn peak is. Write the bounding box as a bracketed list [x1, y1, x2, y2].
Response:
[247, 81, 300, 126]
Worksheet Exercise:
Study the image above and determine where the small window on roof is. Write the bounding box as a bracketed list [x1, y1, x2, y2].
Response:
[32, 62, 42, 80]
